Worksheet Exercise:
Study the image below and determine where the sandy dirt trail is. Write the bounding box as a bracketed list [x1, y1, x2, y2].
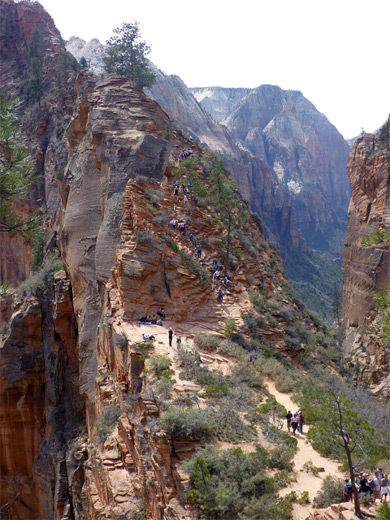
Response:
[265, 380, 347, 519]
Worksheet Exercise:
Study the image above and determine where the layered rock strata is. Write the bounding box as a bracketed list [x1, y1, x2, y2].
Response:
[342, 133, 390, 398]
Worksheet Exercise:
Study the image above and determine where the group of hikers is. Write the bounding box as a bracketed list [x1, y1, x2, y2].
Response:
[138, 307, 166, 325]
[286, 410, 305, 435]
[178, 148, 194, 163]
[343, 470, 389, 503]
[169, 196, 232, 304]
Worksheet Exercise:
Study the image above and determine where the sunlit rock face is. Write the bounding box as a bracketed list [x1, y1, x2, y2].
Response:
[342, 133, 390, 399]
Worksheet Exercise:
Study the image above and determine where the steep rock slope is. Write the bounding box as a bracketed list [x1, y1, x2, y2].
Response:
[194, 85, 351, 246]
[146, 69, 306, 255]
[342, 132, 390, 398]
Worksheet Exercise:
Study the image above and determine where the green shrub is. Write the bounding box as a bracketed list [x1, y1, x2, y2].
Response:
[377, 502, 390, 520]
[158, 407, 214, 439]
[97, 404, 122, 442]
[193, 333, 222, 352]
[136, 230, 156, 245]
[145, 355, 172, 379]
[183, 446, 277, 519]
[152, 210, 168, 227]
[18, 252, 63, 297]
[246, 495, 293, 519]
[313, 475, 344, 508]
[267, 446, 295, 471]
[224, 318, 237, 337]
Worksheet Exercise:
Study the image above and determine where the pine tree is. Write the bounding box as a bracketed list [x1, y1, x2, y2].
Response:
[332, 283, 341, 325]
[103, 22, 155, 88]
[27, 27, 43, 106]
[0, 96, 35, 234]
[299, 379, 387, 519]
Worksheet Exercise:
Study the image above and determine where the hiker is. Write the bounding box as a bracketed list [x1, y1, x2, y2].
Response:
[183, 194, 188, 206]
[291, 413, 299, 435]
[373, 472, 381, 503]
[224, 275, 230, 287]
[197, 244, 202, 259]
[168, 328, 173, 347]
[249, 354, 257, 363]
[381, 474, 389, 502]
[189, 233, 196, 245]
[157, 307, 165, 320]
[212, 260, 217, 273]
[359, 474, 371, 495]
[217, 289, 224, 304]
[176, 336, 182, 350]
[343, 480, 353, 502]
[286, 411, 293, 432]
[298, 411, 305, 434]
[174, 187, 179, 197]
[171, 218, 176, 230]
[218, 262, 224, 273]
[178, 221, 185, 233]
[142, 334, 155, 341]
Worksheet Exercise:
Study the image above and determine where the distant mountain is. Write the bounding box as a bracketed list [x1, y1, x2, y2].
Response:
[66, 36, 105, 74]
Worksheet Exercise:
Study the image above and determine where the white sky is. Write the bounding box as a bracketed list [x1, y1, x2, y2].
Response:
[38, 0, 389, 139]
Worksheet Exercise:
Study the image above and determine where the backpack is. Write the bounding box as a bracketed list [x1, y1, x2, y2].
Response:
[346, 483, 353, 494]
[368, 478, 376, 490]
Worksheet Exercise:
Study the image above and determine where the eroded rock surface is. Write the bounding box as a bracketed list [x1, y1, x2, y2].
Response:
[342, 133, 390, 398]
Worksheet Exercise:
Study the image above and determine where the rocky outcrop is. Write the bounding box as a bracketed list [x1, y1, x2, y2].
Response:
[342, 133, 390, 398]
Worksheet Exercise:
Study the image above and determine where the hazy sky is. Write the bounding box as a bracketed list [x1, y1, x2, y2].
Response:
[38, 0, 389, 139]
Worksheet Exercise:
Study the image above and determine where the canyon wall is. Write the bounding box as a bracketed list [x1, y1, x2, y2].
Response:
[342, 133, 390, 399]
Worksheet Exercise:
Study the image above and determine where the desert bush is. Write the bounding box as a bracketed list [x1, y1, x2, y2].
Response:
[97, 404, 122, 442]
[224, 318, 236, 337]
[135, 174, 149, 185]
[228, 361, 264, 390]
[377, 503, 390, 520]
[262, 425, 297, 452]
[136, 230, 156, 245]
[273, 470, 295, 489]
[213, 400, 255, 442]
[267, 446, 295, 471]
[242, 311, 266, 334]
[144, 355, 172, 379]
[183, 446, 277, 519]
[145, 187, 163, 204]
[152, 210, 168, 227]
[193, 333, 222, 352]
[313, 475, 344, 508]
[158, 407, 214, 439]
[246, 494, 293, 519]
[18, 253, 63, 297]
[302, 459, 323, 475]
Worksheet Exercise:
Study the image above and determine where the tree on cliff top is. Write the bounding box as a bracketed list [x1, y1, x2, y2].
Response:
[103, 22, 155, 88]
[0, 96, 35, 234]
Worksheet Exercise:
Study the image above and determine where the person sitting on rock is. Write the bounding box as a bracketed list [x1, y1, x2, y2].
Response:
[157, 307, 165, 320]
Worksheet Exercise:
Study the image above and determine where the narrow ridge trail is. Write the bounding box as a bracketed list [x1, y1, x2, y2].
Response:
[265, 380, 347, 519]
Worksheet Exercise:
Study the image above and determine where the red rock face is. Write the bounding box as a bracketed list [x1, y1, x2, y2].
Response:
[342, 134, 390, 398]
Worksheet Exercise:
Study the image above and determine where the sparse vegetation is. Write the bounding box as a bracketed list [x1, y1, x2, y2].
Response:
[97, 404, 122, 442]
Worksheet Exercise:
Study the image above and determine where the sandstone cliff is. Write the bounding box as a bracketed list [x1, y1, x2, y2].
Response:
[342, 132, 390, 399]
